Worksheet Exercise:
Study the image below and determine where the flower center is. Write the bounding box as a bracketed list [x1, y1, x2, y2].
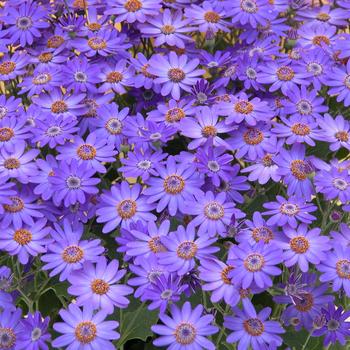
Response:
[165, 107, 185, 123]
[244, 253, 265, 272]
[33, 73, 52, 85]
[47, 35, 64, 49]
[335, 131, 349, 142]
[243, 318, 264, 336]
[336, 259, 350, 279]
[106, 71, 123, 83]
[312, 35, 330, 46]
[66, 176, 82, 189]
[87, 37, 107, 50]
[252, 227, 273, 243]
[174, 322, 197, 345]
[88, 22, 101, 31]
[327, 319, 340, 331]
[163, 174, 185, 194]
[0, 127, 14, 142]
[16, 16, 33, 29]
[290, 159, 308, 180]
[38, 52, 53, 63]
[201, 125, 217, 137]
[307, 62, 323, 76]
[77, 144, 96, 160]
[291, 122, 311, 135]
[161, 25, 175, 34]
[0, 327, 16, 349]
[3, 196, 24, 213]
[0, 61, 16, 75]
[280, 202, 299, 216]
[117, 199, 137, 219]
[296, 100, 313, 115]
[243, 128, 264, 145]
[105, 118, 123, 134]
[51, 100, 68, 114]
[4, 158, 20, 170]
[246, 67, 257, 79]
[344, 75, 350, 89]
[141, 63, 156, 78]
[72, 0, 88, 9]
[62, 245, 84, 263]
[13, 229, 32, 245]
[124, 0, 142, 12]
[137, 160, 151, 170]
[234, 100, 254, 114]
[295, 292, 314, 312]
[240, 0, 258, 13]
[221, 265, 234, 284]
[207, 160, 220, 172]
[204, 201, 224, 220]
[290, 236, 310, 254]
[91, 278, 109, 295]
[75, 321, 97, 344]
[160, 289, 173, 300]
[333, 178, 348, 190]
[224, 65, 237, 77]
[31, 328, 42, 341]
[276, 66, 295, 81]
[262, 154, 273, 167]
[148, 236, 166, 253]
[176, 241, 198, 260]
[168, 68, 185, 83]
[74, 71, 88, 82]
[316, 12, 330, 21]
[204, 11, 220, 23]
[46, 126, 62, 136]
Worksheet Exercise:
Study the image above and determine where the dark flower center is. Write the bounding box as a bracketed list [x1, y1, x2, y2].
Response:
[77, 144, 96, 160]
[161, 25, 175, 34]
[295, 292, 314, 312]
[163, 174, 185, 194]
[51, 100, 68, 114]
[47, 35, 65, 49]
[235, 100, 254, 114]
[335, 131, 349, 142]
[4, 158, 20, 170]
[66, 176, 82, 189]
[204, 11, 220, 23]
[240, 0, 258, 13]
[0, 127, 14, 142]
[0, 61, 16, 75]
[312, 35, 330, 46]
[252, 227, 273, 243]
[336, 259, 350, 279]
[243, 128, 264, 145]
[117, 199, 137, 219]
[3, 196, 24, 213]
[204, 201, 224, 220]
[148, 236, 166, 253]
[74, 72, 88, 82]
[16, 16, 33, 29]
[332, 178, 348, 190]
[276, 66, 295, 81]
[290, 159, 308, 180]
[327, 319, 340, 331]
[243, 318, 264, 336]
[317, 12, 330, 22]
[88, 37, 107, 50]
[168, 68, 185, 83]
[46, 126, 62, 136]
[244, 253, 265, 272]
[176, 241, 198, 260]
[106, 71, 123, 83]
[291, 122, 310, 135]
[221, 265, 234, 284]
[165, 107, 185, 123]
[124, 0, 142, 12]
[0, 327, 16, 349]
[174, 322, 197, 345]
[202, 125, 217, 137]
[290, 236, 310, 253]
[105, 118, 123, 134]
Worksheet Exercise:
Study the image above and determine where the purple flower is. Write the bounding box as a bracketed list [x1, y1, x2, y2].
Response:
[148, 52, 205, 100]
[224, 302, 285, 349]
[263, 195, 317, 228]
[0, 116, 29, 152]
[53, 303, 119, 349]
[41, 219, 104, 281]
[330, 223, 350, 247]
[0, 179, 16, 215]
[0, 308, 22, 350]
[0, 96, 21, 120]
[17, 311, 51, 350]
[96, 181, 156, 233]
[68, 256, 133, 314]
[228, 242, 282, 289]
[327, 59, 350, 106]
[159, 225, 218, 275]
[0, 53, 28, 81]
[199, 258, 240, 306]
[297, 5, 350, 26]
[151, 302, 218, 349]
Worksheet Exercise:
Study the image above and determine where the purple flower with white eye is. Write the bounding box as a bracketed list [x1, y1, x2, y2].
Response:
[41, 219, 104, 281]
[199, 258, 240, 306]
[315, 167, 350, 203]
[49, 159, 100, 207]
[218, 92, 272, 126]
[32, 114, 79, 149]
[0, 218, 51, 265]
[138, 9, 193, 49]
[144, 156, 203, 216]
[159, 225, 218, 276]
[274, 143, 314, 199]
[185, 1, 231, 34]
[34, 89, 86, 119]
[228, 123, 277, 161]
[237, 53, 264, 91]
[327, 60, 350, 107]
[98, 59, 134, 94]
[224, 302, 285, 349]
[68, 257, 133, 315]
[318, 114, 350, 151]
[57, 132, 117, 174]
[0, 116, 31, 152]
[148, 52, 205, 100]
[105, 0, 162, 23]
[120, 148, 167, 181]
[0, 52, 28, 81]
[186, 191, 241, 238]
[228, 0, 274, 27]
[241, 153, 281, 185]
[318, 244, 350, 297]
[179, 106, 233, 150]
[151, 302, 218, 349]
[0, 143, 39, 184]
[0, 96, 21, 120]
[126, 220, 170, 263]
[96, 181, 156, 233]
[262, 195, 317, 228]
[277, 224, 331, 272]
[2, 1, 49, 47]
[228, 242, 282, 289]
[52, 303, 120, 349]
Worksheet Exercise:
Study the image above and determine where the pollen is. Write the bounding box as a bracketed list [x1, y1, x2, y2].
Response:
[168, 68, 185, 83]
[62, 245, 84, 263]
[3, 196, 24, 213]
[312, 35, 330, 46]
[14, 229, 32, 245]
[335, 131, 349, 142]
[201, 125, 217, 137]
[117, 199, 137, 219]
[51, 100, 68, 114]
[91, 279, 110, 295]
[243, 128, 264, 145]
[234, 100, 254, 115]
[163, 174, 185, 194]
[165, 107, 185, 123]
[176, 241, 198, 260]
[221, 265, 234, 284]
[74, 321, 97, 344]
[47, 35, 65, 49]
[77, 144, 97, 160]
[106, 71, 123, 83]
[88, 37, 107, 50]
[276, 66, 295, 81]
[0, 127, 14, 142]
[4, 158, 20, 170]
[148, 236, 167, 253]
[204, 11, 221, 23]
[243, 318, 265, 336]
[161, 25, 175, 34]
[291, 123, 311, 136]
[290, 236, 310, 254]
[0, 61, 16, 75]
[124, 0, 142, 12]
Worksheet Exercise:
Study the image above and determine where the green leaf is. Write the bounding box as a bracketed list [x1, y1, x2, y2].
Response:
[282, 329, 324, 350]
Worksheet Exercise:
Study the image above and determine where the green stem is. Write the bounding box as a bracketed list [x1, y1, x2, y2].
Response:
[301, 329, 313, 350]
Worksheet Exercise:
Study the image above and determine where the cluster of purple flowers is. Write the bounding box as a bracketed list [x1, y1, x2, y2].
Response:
[1, 0, 350, 349]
